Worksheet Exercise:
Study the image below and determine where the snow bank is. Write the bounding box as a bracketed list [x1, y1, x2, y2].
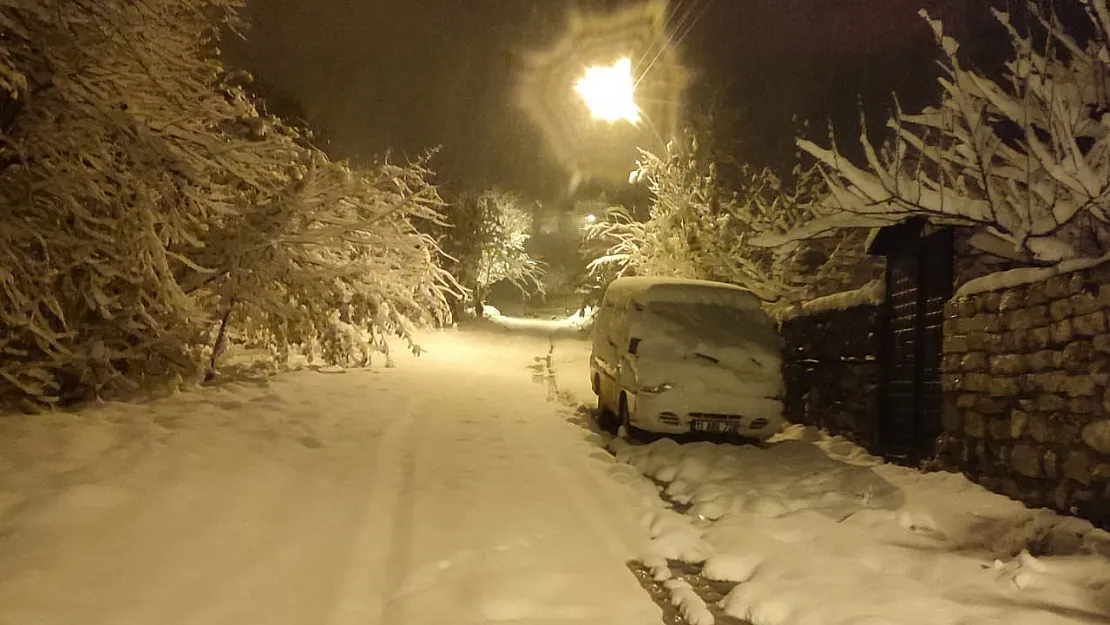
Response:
[485, 308, 596, 335]
[610, 424, 1110, 625]
[544, 338, 1110, 625]
[955, 253, 1110, 298]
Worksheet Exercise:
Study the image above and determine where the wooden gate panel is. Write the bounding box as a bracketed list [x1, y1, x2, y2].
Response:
[877, 227, 954, 463]
[881, 250, 921, 459]
[917, 230, 954, 451]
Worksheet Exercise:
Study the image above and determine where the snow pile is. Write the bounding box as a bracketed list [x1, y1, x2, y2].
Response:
[565, 306, 597, 330]
[609, 425, 1110, 625]
[485, 309, 595, 335]
[663, 579, 714, 625]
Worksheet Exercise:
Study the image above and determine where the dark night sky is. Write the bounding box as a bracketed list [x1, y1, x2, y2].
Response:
[226, 0, 1000, 202]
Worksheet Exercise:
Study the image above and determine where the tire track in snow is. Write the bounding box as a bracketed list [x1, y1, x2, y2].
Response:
[544, 338, 757, 625]
[532, 341, 635, 560]
[326, 385, 414, 625]
[527, 341, 652, 589]
[379, 401, 421, 625]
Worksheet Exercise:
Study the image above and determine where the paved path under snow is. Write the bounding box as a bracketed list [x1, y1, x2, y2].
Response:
[0, 330, 660, 625]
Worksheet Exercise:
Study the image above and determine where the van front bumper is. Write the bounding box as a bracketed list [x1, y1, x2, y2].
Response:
[629, 394, 782, 439]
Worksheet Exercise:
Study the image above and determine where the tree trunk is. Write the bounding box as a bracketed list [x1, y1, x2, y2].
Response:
[205, 297, 236, 381]
[473, 290, 484, 319]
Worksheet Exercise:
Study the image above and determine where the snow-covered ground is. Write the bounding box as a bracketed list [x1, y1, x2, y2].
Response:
[546, 327, 1110, 625]
[0, 329, 660, 625]
[8, 313, 1109, 625]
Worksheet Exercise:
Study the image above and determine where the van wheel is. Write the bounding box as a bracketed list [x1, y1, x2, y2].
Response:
[619, 395, 637, 437]
[619, 397, 650, 442]
[596, 396, 619, 434]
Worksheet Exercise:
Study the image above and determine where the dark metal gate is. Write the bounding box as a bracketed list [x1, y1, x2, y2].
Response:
[874, 224, 954, 464]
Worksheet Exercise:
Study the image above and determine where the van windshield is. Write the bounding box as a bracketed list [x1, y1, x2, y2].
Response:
[642, 300, 780, 356]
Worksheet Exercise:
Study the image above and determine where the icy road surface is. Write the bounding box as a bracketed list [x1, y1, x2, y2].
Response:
[0, 330, 659, 625]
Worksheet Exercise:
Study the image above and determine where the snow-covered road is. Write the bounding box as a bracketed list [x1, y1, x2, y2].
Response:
[0, 330, 660, 625]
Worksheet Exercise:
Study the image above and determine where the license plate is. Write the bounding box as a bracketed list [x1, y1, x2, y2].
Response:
[691, 420, 741, 434]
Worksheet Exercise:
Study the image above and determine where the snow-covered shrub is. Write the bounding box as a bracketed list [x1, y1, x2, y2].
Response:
[0, 0, 456, 407]
[780, 1, 1110, 263]
[586, 131, 879, 304]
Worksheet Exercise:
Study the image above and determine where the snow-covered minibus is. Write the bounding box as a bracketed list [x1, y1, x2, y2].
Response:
[590, 277, 784, 439]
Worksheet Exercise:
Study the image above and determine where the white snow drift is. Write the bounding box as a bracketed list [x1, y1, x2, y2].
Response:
[544, 332, 1110, 625]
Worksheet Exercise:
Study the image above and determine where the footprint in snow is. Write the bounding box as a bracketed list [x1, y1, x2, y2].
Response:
[299, 435, 324, 449]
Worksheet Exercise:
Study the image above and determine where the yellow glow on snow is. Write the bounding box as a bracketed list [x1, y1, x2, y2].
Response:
[573, 57, 641, 124]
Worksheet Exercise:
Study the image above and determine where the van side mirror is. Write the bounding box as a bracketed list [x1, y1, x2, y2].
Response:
[628, 337, 641, 355]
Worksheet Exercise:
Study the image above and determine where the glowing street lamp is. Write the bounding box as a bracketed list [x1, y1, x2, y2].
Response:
[573, 57, 641, 124]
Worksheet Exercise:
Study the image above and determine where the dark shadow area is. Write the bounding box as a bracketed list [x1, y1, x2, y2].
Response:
[627, 560, 753, 625]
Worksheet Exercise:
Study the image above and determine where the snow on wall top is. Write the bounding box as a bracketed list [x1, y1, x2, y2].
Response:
[954, 252, 1110, 298]
[777, 279, 886, 321]
[604, 277, 762, 311]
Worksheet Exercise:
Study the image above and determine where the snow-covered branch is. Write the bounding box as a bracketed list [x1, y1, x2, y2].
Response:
[784, 1, 1110, 263]
[585, 131, 880, 304]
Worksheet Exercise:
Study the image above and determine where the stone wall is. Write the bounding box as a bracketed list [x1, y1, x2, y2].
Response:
[940, 263, 1110, 525]
[781, 304, 883, 449]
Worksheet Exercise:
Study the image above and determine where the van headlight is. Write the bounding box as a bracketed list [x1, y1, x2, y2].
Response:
[640, 382, 676, 394]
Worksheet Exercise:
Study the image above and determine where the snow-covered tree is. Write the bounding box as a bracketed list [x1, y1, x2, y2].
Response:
[586, 131, 879, 304]
[439, 189, 545, 317]
[0, 0, 269, 406]
[776, 1, 1110, 263]
[191, 151, 458, 373]
[0, 0, 456, 407]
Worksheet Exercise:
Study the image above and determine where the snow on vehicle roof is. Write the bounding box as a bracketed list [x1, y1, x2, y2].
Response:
[603, 277, 763, 311]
